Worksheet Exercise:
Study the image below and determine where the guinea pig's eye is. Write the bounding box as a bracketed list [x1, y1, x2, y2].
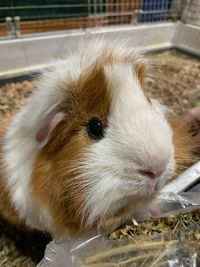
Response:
[86, 117, 104, 140]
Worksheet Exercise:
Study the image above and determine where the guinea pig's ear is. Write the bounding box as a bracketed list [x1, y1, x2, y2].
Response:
[36, 111, 65, 146]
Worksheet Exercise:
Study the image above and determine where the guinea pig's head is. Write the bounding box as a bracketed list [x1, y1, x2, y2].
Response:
[31, 40, 175, 235]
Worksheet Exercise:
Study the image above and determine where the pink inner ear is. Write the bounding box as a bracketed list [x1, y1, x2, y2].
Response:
[36, 112, 65, 144]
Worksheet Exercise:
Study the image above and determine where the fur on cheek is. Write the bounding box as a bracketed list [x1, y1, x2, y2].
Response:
[168, 115, 200, 176]
[31, 138, 90, 236]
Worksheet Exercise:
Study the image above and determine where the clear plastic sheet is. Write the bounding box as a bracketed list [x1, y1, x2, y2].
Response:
[38, 235, 200, 267]
[37, 191, 200, 267]
[134, 191, 200, 221]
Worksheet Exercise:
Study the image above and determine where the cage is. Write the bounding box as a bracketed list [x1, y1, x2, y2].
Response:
[0, 1, 200, 267]
[0, 0, 199, 77]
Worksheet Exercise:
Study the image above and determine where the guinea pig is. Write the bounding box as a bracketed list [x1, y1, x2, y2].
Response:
[0, 39, 199, 238]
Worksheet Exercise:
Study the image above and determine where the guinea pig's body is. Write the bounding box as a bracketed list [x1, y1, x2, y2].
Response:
[0, 40, 198, 237]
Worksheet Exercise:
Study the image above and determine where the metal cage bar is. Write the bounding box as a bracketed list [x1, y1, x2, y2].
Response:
[0, 1, 199, 39]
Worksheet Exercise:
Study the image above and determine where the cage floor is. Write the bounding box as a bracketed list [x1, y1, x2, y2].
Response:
[0, 50, 200, 267]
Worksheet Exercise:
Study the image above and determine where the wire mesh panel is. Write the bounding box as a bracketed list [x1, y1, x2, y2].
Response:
[0, 1, 11, 37]
[181, 0, 200, 27]
[105, 1, 140, 25]
[0, 0, 186, 38]
[140, 0, 173, 22]
[0, 1, 101, 35]
[0, 0, 140, 36]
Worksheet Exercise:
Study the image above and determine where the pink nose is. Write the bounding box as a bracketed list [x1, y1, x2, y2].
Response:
[138, 155, 169, 180]
[139, 169, 164, 179]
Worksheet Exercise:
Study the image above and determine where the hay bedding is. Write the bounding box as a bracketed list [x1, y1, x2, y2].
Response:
[0, 50, 200, 266]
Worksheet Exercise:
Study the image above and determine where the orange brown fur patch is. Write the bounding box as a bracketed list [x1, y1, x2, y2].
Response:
[31, 64, 111, 236]
[168, 115, 199, 176]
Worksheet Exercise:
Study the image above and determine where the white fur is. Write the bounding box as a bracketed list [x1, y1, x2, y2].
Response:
[81, 63, 175, 226]
[2, 39, 175, 233]
[2, 57, 80, 231]
[2, 70, 65, 231]
[1, 39, 119, 231]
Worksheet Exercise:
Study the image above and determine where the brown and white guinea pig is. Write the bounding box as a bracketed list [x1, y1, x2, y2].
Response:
[0, 39, 199, 238]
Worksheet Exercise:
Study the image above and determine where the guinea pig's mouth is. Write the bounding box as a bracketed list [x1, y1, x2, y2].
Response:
[120, 168, 173, 198]
[124, 157, 175, 196]
[117, 177, 159, 199]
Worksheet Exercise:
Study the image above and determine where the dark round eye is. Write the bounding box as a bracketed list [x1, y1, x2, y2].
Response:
[86, 117, 104, 140]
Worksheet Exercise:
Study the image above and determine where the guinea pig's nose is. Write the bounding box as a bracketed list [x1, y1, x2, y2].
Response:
[139, 169, 157, 179]
[139, 167, 165, 180]
[138, 155, 170, 180]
